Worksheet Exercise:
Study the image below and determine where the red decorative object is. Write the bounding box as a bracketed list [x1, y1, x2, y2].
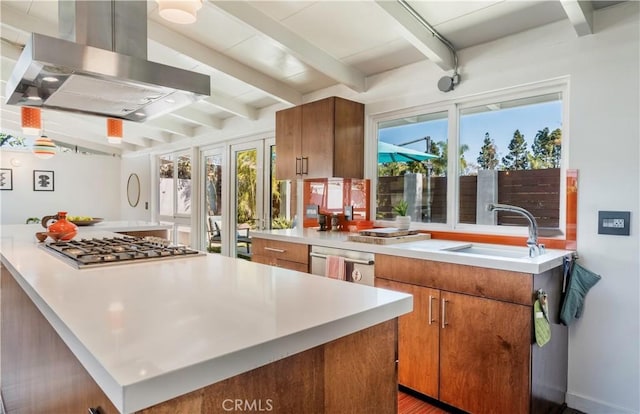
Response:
[46, 212, 78, 241]
[21, 107, 42, 135]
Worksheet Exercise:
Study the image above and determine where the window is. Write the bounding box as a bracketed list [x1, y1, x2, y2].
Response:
[458, 93, 562, 230]
[377, 111, 448, 224]
[375, 83, 565, 236]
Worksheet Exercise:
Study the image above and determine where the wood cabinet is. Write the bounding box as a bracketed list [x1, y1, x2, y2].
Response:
[375, 254, 567, 414]
[439, 291, 530, 413]
[275, 96, 364, 180]
[376, 279, 440, 399]
[252, 238, 310, 272]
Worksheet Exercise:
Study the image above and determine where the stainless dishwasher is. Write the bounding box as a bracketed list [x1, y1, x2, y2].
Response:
[309, 245, 375, 286]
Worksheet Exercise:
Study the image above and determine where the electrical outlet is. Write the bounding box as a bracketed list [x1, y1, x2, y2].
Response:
[305, 204, 319, 219]
[598, 211, 630, 235]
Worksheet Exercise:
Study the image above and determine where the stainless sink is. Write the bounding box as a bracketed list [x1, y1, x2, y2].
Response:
[442, 245, 531, 259]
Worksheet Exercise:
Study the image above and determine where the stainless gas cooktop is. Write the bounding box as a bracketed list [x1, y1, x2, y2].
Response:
[42, 236, 205, 269]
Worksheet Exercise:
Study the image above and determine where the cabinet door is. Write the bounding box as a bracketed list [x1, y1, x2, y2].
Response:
[333, 97, 364, 178]
[439, 291, 531, 414]
[275, 106, 302, 180]
[376, 279, 440, 399]
[301, 97, 335, 178]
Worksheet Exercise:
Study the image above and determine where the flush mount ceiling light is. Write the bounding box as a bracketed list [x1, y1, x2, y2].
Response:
[21, 106, 42, 135]
[156, 0, 203, 24]
[107, 118, 123, 144]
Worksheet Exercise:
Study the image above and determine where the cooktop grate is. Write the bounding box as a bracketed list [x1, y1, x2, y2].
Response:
[41, 236, 205, 268]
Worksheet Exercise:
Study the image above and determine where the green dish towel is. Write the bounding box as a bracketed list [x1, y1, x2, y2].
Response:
[534, 299, 551, 347]
[560, 262, 601, 326]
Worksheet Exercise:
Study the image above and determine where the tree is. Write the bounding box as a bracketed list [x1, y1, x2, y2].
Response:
[236, 149, 257, 225]
[477, 132, 498, 170]
[549, 128, 562, 168]
[531, 127, 562, 168]
[428, 140, 468, 176]
[0, 133, 27, 148]
[501, 129, 529, 170]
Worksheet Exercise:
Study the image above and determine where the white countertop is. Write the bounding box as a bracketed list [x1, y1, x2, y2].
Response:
[251, 228, 573, 274]
[0, 225, 412, 413]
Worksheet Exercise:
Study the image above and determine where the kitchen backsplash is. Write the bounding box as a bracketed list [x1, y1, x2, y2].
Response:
[302, 178, 370, 229]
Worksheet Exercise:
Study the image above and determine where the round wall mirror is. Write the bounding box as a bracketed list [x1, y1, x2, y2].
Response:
[127, 173, 140, 207]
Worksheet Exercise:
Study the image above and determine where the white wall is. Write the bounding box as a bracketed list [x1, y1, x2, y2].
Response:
[0, 149, 121, 225]
[565, 5, 639, 413]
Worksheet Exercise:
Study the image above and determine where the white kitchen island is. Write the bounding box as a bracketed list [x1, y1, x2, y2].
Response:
[0, 225, 412, 413]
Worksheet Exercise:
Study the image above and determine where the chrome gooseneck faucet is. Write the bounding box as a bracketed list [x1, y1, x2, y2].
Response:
[487, 203, 545, 257]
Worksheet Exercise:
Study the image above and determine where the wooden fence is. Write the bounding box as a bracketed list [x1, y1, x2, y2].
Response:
[378, 168, 560, 227]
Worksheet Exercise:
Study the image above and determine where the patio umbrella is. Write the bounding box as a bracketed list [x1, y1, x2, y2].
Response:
[378, 141, 439, 163]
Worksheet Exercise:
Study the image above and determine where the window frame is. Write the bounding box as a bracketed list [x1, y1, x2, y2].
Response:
[369, 78, 570, 238]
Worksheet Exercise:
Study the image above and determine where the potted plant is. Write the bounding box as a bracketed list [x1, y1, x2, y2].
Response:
[393, 200, 411, 230]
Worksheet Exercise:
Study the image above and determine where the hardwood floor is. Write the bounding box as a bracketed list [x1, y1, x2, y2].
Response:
[398, 391, 449, 414]
[398, 390, 587, 414]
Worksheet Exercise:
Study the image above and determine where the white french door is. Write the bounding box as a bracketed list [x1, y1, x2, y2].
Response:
[201, 147, 226, 254]
[200, 137, 294, 257]
[229, 139, 272, 257]
[157, 151, 193, 245]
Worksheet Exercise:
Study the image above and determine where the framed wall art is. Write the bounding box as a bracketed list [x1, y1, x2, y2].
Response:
[0, 168, 13, 190]
[33, 170, 54, 192]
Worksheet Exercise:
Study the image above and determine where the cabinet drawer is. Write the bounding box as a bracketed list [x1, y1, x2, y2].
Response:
[252, 238, 309, 265]
[375, 254, 532, 305]
[253, 254, 309, 273]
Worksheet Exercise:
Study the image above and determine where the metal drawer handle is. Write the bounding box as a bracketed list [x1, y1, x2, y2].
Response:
[264, 247, 286, 253]
[295, 157, 302, 175]
[309, 252, 374, 265]
[441, 298, 449, 329]
[428, 295, 436, 325]
[302, 156, 309, 174]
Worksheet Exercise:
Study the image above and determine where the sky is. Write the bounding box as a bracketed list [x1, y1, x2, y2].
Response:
[379, 100, 562, 172]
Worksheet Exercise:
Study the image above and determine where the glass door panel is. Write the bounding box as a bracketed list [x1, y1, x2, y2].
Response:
[159, 154, 174, 218]
[270, 142, 297, 230]
[176, 154, 192, 215]
[203, 149, 224, 254]
[157, 151, 192, 245]
[232, 141, 263, 259]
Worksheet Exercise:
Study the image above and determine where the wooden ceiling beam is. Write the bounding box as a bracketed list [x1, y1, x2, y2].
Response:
[210, 1, 367, 93]
[374, 0, 454, 71]
[560, 0, 594, 36]
[148, 21, 302, 105]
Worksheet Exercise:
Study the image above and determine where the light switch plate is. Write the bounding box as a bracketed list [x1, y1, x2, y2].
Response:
[305, 204, 319, 219]
[598, 211, 630, 235]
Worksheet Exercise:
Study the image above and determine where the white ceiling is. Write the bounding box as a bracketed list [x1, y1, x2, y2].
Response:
[0, 0, 625, 156]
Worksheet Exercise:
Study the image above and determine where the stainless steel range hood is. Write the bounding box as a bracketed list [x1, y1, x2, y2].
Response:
[5, 1, 210, 122]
